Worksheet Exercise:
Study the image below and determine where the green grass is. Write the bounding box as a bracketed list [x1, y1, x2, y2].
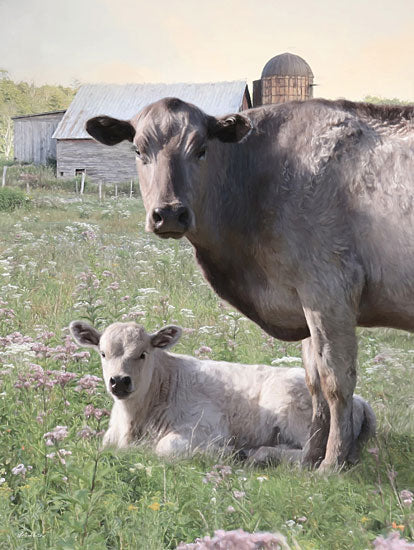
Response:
[0, 189, 413, 549]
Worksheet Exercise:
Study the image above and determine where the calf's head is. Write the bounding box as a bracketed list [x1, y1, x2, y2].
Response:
[70, 321, 181, 401]
[86, 97, 252, 238]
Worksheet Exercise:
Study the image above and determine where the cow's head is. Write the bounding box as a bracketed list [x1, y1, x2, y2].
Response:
[70, 321, 181, 401]
[86, 97, 252, 239]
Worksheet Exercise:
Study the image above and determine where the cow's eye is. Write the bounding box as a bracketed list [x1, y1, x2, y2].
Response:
[197, 148, 207, 160]
[140, 351, 147, 360]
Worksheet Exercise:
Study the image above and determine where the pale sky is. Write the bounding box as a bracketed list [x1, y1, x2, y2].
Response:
[1, 0, 413, 101]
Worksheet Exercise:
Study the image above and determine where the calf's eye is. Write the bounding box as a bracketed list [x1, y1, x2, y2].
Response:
[101, 351, 106, 358]
[140, 352, 147, 360]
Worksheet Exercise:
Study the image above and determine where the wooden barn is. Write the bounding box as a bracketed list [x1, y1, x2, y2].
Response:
[12, 110, 66, 165]
[52, 81, 251, 183]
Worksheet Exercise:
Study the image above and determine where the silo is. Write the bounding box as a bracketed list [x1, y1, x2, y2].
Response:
[253, 52, 314, 107]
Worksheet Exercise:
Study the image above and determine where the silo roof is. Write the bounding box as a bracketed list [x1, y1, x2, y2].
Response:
[53, 81, 249, 139]
[261, 53, 314, 78]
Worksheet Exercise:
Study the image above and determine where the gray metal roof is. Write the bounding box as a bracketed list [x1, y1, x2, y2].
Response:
[53, 81, 249, 139]
[261, 53, 314, 78]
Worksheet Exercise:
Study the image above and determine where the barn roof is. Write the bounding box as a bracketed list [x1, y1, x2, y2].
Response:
[12, 110, 66, 120]
[53, 81, 250, 139]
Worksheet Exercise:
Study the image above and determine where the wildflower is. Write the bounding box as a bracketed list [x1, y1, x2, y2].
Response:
[0, 478, 5, 485]
[128, 504, 138, 511]
[12, 464, 27, 476]
[226, 505, 235, 513]
[373, 532, 414, 549]
[77, 426, 97, 439]
[194, 345, 212, 357]
[106, 281, 120, 291]
[176, 529, 289, 549]
[43, 425, 68, 446]
[391, 522, 405, 531]
[233, 490, 245, 500]
[75, 374, 101, 394]
[148, 501, 160, 511]
[400, 490, 413, 507]
[257, 475, 268, 482]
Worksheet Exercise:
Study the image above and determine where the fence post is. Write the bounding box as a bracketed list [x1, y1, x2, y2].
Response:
[80, 172, 86, 195]
[75, 179, 79, 194]
[98, 181, 102, 202]
[115, 183, 118, 199]
[2, 166, 7, 187]
[26, 182, 30, 193]
[130, 180, 133, 198]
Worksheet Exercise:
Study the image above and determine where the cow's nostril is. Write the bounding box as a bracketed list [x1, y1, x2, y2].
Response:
[123, 376, 131, 387]
[152, 209, 163, 224]
[110, 377, 116, 387]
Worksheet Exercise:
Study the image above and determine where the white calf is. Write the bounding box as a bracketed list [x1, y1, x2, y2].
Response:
[70, 321, 376, 463]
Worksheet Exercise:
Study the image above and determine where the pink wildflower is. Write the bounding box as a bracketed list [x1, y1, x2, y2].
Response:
[12, 463, 27, 476]
[43, 425, 68, 446]
[75, 374, 101, 394]
[400, 490, 413, 507]
[373, 532, 414, 549]
[176, 529, 290, 549]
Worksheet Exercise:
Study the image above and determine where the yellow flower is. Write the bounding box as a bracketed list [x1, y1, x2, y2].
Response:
[148, 502, 160, 511]
[361, 517, 369, 523]
[127, 504, 138, 511]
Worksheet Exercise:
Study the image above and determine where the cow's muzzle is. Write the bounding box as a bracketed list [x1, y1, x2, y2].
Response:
[109, 375, 132, 399]
[150, 205, 190, 238]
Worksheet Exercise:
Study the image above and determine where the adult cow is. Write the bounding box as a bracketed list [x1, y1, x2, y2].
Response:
[86, 98, 414, 470]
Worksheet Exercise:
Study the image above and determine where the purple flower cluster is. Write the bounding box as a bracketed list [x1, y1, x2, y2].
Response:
[46, 449, 72, 465]
[14, 364, 77, 391]
[77, 425, 98, 439]
[373, 533, 414, 549]
[202, 464, 232, 486]
[176, 529, 290, 550]
[84, 404, 110, 420]
[43, 426, 68, 446]
[75, 374, 102, 394]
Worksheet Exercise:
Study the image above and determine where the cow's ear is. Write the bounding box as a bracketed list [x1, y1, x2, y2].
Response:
[85, 116, 135, 146]
[70, 321, 102, 348]
[150, 325, 182, 350]
[208, 113, 252, 143]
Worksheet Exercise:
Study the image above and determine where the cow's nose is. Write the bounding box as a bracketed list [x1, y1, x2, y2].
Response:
[151, 206, 190, 235]
[110, 376, 132, 396]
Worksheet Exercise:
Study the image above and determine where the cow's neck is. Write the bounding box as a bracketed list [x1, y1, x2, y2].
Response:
[186, 148, 309, 342]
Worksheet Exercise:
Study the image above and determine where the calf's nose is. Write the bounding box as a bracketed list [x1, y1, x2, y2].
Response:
[151, 205, 190, 234]
[110, 376, 132, 396]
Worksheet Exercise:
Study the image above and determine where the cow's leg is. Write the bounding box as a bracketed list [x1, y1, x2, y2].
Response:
[301, 337, 330, 467]
[301, 298, 358, 470]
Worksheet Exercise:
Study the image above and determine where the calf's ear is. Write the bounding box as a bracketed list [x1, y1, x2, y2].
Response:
[85, 116, 135, 146]
[151, 325, 182, 350]
[70, 321, 101, 348]
[208, 113, 252, 143]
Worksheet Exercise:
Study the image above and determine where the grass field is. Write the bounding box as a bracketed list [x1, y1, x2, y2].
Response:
[0, 186, 413, 549]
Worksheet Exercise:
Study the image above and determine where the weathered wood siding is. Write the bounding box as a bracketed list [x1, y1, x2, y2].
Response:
[13, 113, 64, 164]
[57, 139, 137, 183]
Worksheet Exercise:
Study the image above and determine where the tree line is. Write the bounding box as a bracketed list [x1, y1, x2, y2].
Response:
[0, 69, 77, 159]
